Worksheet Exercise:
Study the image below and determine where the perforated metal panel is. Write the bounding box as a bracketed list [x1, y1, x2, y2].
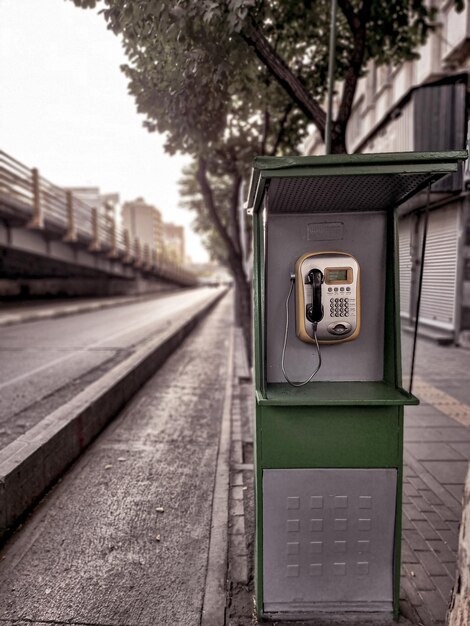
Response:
[267, 173, 435, 214]
[263, 468, 397, 614]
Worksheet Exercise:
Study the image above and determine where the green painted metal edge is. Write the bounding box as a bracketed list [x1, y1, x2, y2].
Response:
[246, 150, 467, 213]
[256, 382, 418, 406]
[253, 149, 467, 170]
[393, 409, 405, 619]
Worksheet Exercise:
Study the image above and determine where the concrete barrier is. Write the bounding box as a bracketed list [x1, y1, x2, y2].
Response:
[0, 288, 227, 541]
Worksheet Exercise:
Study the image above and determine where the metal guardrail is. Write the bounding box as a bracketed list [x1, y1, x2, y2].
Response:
[0, 150, 196, 286]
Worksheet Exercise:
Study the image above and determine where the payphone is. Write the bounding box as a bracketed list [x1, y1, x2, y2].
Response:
[294, 251, 360, 344]
[247, 150, 466, 623]
[282, 251, 361, 386]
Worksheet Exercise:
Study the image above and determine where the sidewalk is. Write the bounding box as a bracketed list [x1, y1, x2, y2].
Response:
[0, 308, 467, 625]
[0, 293, 233, 625]
[225, 335, 470, 626]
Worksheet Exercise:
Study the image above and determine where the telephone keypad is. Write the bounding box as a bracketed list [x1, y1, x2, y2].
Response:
[329, 296, 352, 318]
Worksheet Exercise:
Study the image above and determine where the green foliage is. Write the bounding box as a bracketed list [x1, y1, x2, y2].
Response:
[69, 0, 465, 274]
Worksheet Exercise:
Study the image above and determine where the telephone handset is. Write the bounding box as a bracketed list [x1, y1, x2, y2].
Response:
[281, 251, 360, 386]
[295, 251, 360, 344]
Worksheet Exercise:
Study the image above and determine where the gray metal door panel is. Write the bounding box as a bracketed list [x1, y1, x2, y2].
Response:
[263, 468, 397, 613]
[266, 212, 386, 382]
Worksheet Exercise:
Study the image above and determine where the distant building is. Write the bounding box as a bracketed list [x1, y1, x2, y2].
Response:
[65, 187, 101, 210]
[100, 192, 120, 225]
[65, 187, 120, 224]
[304, 4, 470, 344]
[121, 198, 163, 256]
[162, 222, 185, 264]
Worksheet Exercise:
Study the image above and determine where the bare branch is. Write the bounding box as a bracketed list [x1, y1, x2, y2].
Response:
[241, 16, 326, 136]
[196, 157, 241, 264]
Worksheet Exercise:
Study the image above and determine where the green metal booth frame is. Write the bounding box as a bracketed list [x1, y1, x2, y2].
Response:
[246, 151, 467, 622]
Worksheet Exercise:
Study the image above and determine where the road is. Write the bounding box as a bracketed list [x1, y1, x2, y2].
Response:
[0, 291, 232, 626]
[0, 288, 221, 449]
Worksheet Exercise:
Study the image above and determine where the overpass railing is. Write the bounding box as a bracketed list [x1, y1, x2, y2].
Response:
[0, 150, 196, 286]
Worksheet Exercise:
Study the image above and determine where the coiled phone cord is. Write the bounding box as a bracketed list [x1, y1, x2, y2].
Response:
[281, 277, 322, 387]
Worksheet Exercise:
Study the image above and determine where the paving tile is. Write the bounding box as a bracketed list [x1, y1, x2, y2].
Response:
[405, 404, 443, 418]
[432, 574, 454, 605]
[443, 561, 457, 578]
[404, 501, 426, 521]
[401, 538, 418, 564]
[419, 488, 445, 506]
[408, 475, 430, 491]
[418, 589, 448, 622]
[448, 441, 470, 458]
[417, 549, 448, 576]
[416, 471, 463, 517]
[405, 427, 470, 442]
[414, 602, 438, 626]
[403, 563, 435, 591]
[401, 513, 415, 530]
[410, 494, 435, 513]
[399, 598, 421, 626]
[427, 539, 458, 564]
[432, 503, 459, 523]
[423, 510, 451, 530]
[405, 529, 428, 551]
[414, 519, 441, 540]
[404, 464, 418, 478]
[405, 413, 460, 428]
[400, 575, 424, 606]
[445, 483, 465, 503]
[446, 520, 461, 534]
[403, 482, 419, 498]
[406, 442, 466, 461]
[423, 461, 469, 485]
[437, 529, 459, 553]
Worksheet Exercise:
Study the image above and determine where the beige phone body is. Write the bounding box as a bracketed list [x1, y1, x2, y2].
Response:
[295, 251, 361, 344]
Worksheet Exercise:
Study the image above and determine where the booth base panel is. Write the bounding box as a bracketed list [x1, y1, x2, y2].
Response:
[263, 604, 393, 621]
[262, 468, 397, 614]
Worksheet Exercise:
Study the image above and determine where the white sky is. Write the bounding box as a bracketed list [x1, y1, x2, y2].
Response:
[0, 0, 209, 263]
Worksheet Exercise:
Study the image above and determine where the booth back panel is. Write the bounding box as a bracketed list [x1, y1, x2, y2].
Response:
[266, 212, 386, 382]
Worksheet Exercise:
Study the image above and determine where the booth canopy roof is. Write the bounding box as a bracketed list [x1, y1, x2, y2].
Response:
[246, 151, 467, 215]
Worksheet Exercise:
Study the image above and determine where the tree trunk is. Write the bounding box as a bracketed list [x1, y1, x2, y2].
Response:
[330, 121, 348, 154]
[447, 465, 470, 625]
[230, 258, 252, 366]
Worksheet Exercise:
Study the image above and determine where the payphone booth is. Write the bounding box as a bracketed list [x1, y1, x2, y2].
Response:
[246, 151, 466, 622]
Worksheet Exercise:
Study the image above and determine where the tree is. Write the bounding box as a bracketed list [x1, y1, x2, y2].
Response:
[69, 0, 463, 341]
[71, 0, 462, 153]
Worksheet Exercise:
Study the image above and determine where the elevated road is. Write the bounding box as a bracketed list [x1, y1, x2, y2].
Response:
[0, 150, 195, 292]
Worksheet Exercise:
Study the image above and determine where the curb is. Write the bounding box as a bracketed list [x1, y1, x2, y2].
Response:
[0, 288, 227, 541]
[201, 325, 234, 626]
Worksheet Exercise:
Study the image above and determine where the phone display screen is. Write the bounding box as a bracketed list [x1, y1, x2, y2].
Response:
[326, 268, 348, 283]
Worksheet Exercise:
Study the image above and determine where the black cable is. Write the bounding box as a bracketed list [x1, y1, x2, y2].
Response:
[409, 184, 430, 393]
[281, 277, 322, 387]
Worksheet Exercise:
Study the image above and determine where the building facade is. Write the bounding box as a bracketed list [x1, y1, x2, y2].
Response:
[121, 198, 164, 258]
[162, 222, 185, 264]
[305, 2, 470, 344]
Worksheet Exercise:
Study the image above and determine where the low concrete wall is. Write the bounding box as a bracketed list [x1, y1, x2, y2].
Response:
[0, 276, 181, 298]
[0, 288, 227, 541]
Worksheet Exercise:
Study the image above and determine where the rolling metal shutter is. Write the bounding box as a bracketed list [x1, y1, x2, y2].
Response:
[398, 216, 413, 319]
[419, 206, 461, 330]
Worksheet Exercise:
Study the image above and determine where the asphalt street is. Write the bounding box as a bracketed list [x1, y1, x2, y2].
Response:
[0, 288, 218, 449]
[0, 292, 233, 626]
